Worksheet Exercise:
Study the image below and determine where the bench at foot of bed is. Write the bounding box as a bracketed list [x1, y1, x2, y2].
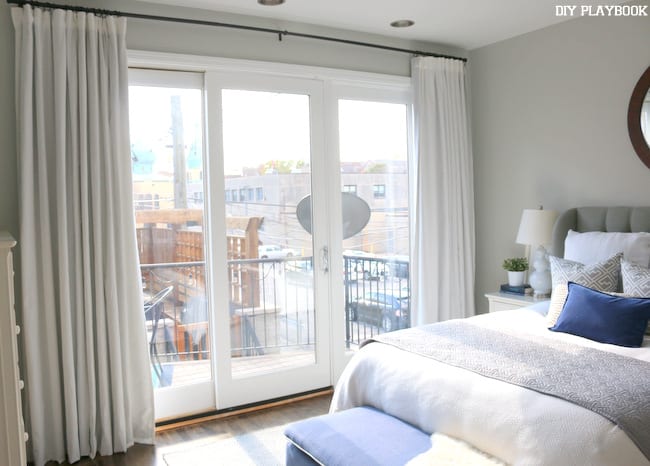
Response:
[284, 406, 431, 466]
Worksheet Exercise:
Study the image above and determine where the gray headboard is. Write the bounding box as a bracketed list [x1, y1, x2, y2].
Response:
[550, 207, 650, 258]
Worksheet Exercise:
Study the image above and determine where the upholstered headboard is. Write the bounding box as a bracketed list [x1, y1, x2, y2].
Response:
[550, 207, 650, 258]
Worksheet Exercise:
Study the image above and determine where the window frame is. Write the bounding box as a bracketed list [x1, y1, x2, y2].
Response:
[342, 184, 357, 195]
[128, 49, 414, 399]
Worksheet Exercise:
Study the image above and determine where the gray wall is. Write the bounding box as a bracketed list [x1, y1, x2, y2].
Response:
[0, 0, 463, 317]
[0, 0, 464, 236]
[0, 5, 17, 236]
[470, 6, 650, 313]
[4, 0, 648, 319]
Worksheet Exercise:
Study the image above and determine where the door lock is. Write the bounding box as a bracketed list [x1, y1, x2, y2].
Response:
[321, 246, 329, 273]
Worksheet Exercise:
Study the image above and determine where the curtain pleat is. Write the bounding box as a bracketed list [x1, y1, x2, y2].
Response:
[411, 57, 476, 325]
[12, 6, 155, 465]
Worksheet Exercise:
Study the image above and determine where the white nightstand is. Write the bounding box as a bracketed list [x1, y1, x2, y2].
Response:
[485, 292, 540, 313]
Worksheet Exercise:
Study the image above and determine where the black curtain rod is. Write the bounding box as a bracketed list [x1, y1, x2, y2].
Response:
[6, 0, 468, 62]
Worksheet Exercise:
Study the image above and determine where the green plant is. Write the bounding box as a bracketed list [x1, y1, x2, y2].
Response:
[502, 257, 528, 272]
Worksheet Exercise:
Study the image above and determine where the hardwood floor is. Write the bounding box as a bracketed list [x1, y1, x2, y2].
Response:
[45, 393, 331, 466]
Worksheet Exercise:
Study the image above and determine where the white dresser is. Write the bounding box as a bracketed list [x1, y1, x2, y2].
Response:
[0, 232, 27, 465]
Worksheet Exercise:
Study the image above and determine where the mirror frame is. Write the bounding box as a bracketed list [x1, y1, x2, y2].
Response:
[628, 66, 650, 169]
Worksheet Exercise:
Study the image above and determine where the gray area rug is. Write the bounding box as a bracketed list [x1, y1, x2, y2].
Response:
[163, 424, 286, 466]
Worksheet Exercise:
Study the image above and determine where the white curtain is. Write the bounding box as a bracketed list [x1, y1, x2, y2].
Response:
[410, 56, 476, 325]
[12, 6, 154, 465]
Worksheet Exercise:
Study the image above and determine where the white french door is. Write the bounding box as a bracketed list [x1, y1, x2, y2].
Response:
[326, 85, 413, 380]
[129, 69, 216, 419]
[128, 59, 412, 420]
[205, 72, 331, 408]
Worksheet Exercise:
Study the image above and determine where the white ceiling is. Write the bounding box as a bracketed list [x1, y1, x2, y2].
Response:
[137, 0, 623, 50]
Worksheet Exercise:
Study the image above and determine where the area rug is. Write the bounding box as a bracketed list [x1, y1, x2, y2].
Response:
[162, 424, 286, 466]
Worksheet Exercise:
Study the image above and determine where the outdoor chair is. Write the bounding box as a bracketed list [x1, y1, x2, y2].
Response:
[177, 296, 209, 360]
[144, 285, 174, 381]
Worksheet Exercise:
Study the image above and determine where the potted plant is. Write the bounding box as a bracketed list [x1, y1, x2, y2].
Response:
[502, 257, 528, 286]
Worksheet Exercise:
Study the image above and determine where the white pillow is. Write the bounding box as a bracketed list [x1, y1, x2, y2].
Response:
[564, 230, 650, 267]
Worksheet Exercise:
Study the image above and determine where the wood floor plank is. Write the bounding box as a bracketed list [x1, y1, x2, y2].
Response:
[44, 393, 331, 466]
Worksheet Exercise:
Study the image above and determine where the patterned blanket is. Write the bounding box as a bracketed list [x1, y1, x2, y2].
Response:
[363, 321, 650, 461]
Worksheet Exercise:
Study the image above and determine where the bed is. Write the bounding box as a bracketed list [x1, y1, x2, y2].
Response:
[330, 207, 650, 466]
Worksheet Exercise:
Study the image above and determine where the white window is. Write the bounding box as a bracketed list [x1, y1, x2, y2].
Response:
[128, 55, 412, 418]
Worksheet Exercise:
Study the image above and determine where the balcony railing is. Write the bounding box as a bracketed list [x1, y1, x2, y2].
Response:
[142, 254, 410, 362]
[343, 254, 410, 347]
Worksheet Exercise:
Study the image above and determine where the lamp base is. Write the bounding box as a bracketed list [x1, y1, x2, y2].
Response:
[529, 245, 552, 298]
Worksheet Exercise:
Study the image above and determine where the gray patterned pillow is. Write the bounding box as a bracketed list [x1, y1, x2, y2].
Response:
[546, 253, 622, 327]
[621, 260, 650, 335]
[622, 259, 650, 296]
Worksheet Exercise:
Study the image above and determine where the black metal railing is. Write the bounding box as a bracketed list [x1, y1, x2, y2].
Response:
[229, 255, 316, 356]
[141, 261, 208, 362]
[141, 253, 410, 360]
[343, 254, 411, 347]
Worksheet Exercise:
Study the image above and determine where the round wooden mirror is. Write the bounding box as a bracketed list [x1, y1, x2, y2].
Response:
[628, 66, 650, 169]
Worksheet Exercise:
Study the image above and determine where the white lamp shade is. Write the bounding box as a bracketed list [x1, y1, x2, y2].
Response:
[516, 209, 558, 246]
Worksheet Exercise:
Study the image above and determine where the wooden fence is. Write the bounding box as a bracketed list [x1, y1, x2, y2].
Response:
[135, 209, 262, 307]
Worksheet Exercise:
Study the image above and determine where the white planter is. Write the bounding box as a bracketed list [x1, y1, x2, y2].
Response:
[507, 271, 526, 287]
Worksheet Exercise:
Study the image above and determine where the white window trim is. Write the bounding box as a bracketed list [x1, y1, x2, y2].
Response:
[128, 48, 414, 391]
[128, 68, 204, 88]
[128, 49, 411, 93]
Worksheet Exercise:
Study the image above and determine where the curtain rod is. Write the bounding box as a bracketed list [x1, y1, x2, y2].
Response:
[6, 0, 468, 62]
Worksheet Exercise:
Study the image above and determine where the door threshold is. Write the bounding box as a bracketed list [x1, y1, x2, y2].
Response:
[155, 386, 333, 432]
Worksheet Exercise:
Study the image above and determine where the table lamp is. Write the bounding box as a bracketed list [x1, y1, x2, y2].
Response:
[516, 207, 558, 298]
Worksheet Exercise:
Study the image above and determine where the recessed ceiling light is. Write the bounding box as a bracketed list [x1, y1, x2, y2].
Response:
[258, 0, 285, 5]
[390, 19, 415, 28]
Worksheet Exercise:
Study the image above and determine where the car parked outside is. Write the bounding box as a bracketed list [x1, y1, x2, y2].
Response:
[385, 254, 409, 279]
[258, 244, 296, 259]
[285, 258, 313, 274]
[348, 291, 409, 332]
[343, 251, 388, 282]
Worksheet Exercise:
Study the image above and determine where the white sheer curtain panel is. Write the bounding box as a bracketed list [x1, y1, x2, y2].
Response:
[410, 57, 476, 325]
[12, 6, 154, 465]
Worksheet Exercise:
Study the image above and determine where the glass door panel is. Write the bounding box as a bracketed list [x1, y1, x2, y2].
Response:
[338, 99, 411, 348]
[222, 89, 316, 377]
[129, 70, 214, 420]
[208, 74, 330, 409]
[128, 67, 411, 416]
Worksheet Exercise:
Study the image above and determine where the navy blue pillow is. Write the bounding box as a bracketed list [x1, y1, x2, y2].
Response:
[550, 282, 650, 347]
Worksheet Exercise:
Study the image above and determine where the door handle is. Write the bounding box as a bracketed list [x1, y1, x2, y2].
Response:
[321, 246, 329, 273]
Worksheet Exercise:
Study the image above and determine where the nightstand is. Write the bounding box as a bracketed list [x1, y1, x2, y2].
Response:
[485, 292, 539, 313]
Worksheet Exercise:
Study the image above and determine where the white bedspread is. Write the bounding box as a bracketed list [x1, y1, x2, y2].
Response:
[330, 305, 650, 466]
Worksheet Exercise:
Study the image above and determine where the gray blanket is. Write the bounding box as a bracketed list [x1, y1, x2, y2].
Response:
[363, 321, 650, 461]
